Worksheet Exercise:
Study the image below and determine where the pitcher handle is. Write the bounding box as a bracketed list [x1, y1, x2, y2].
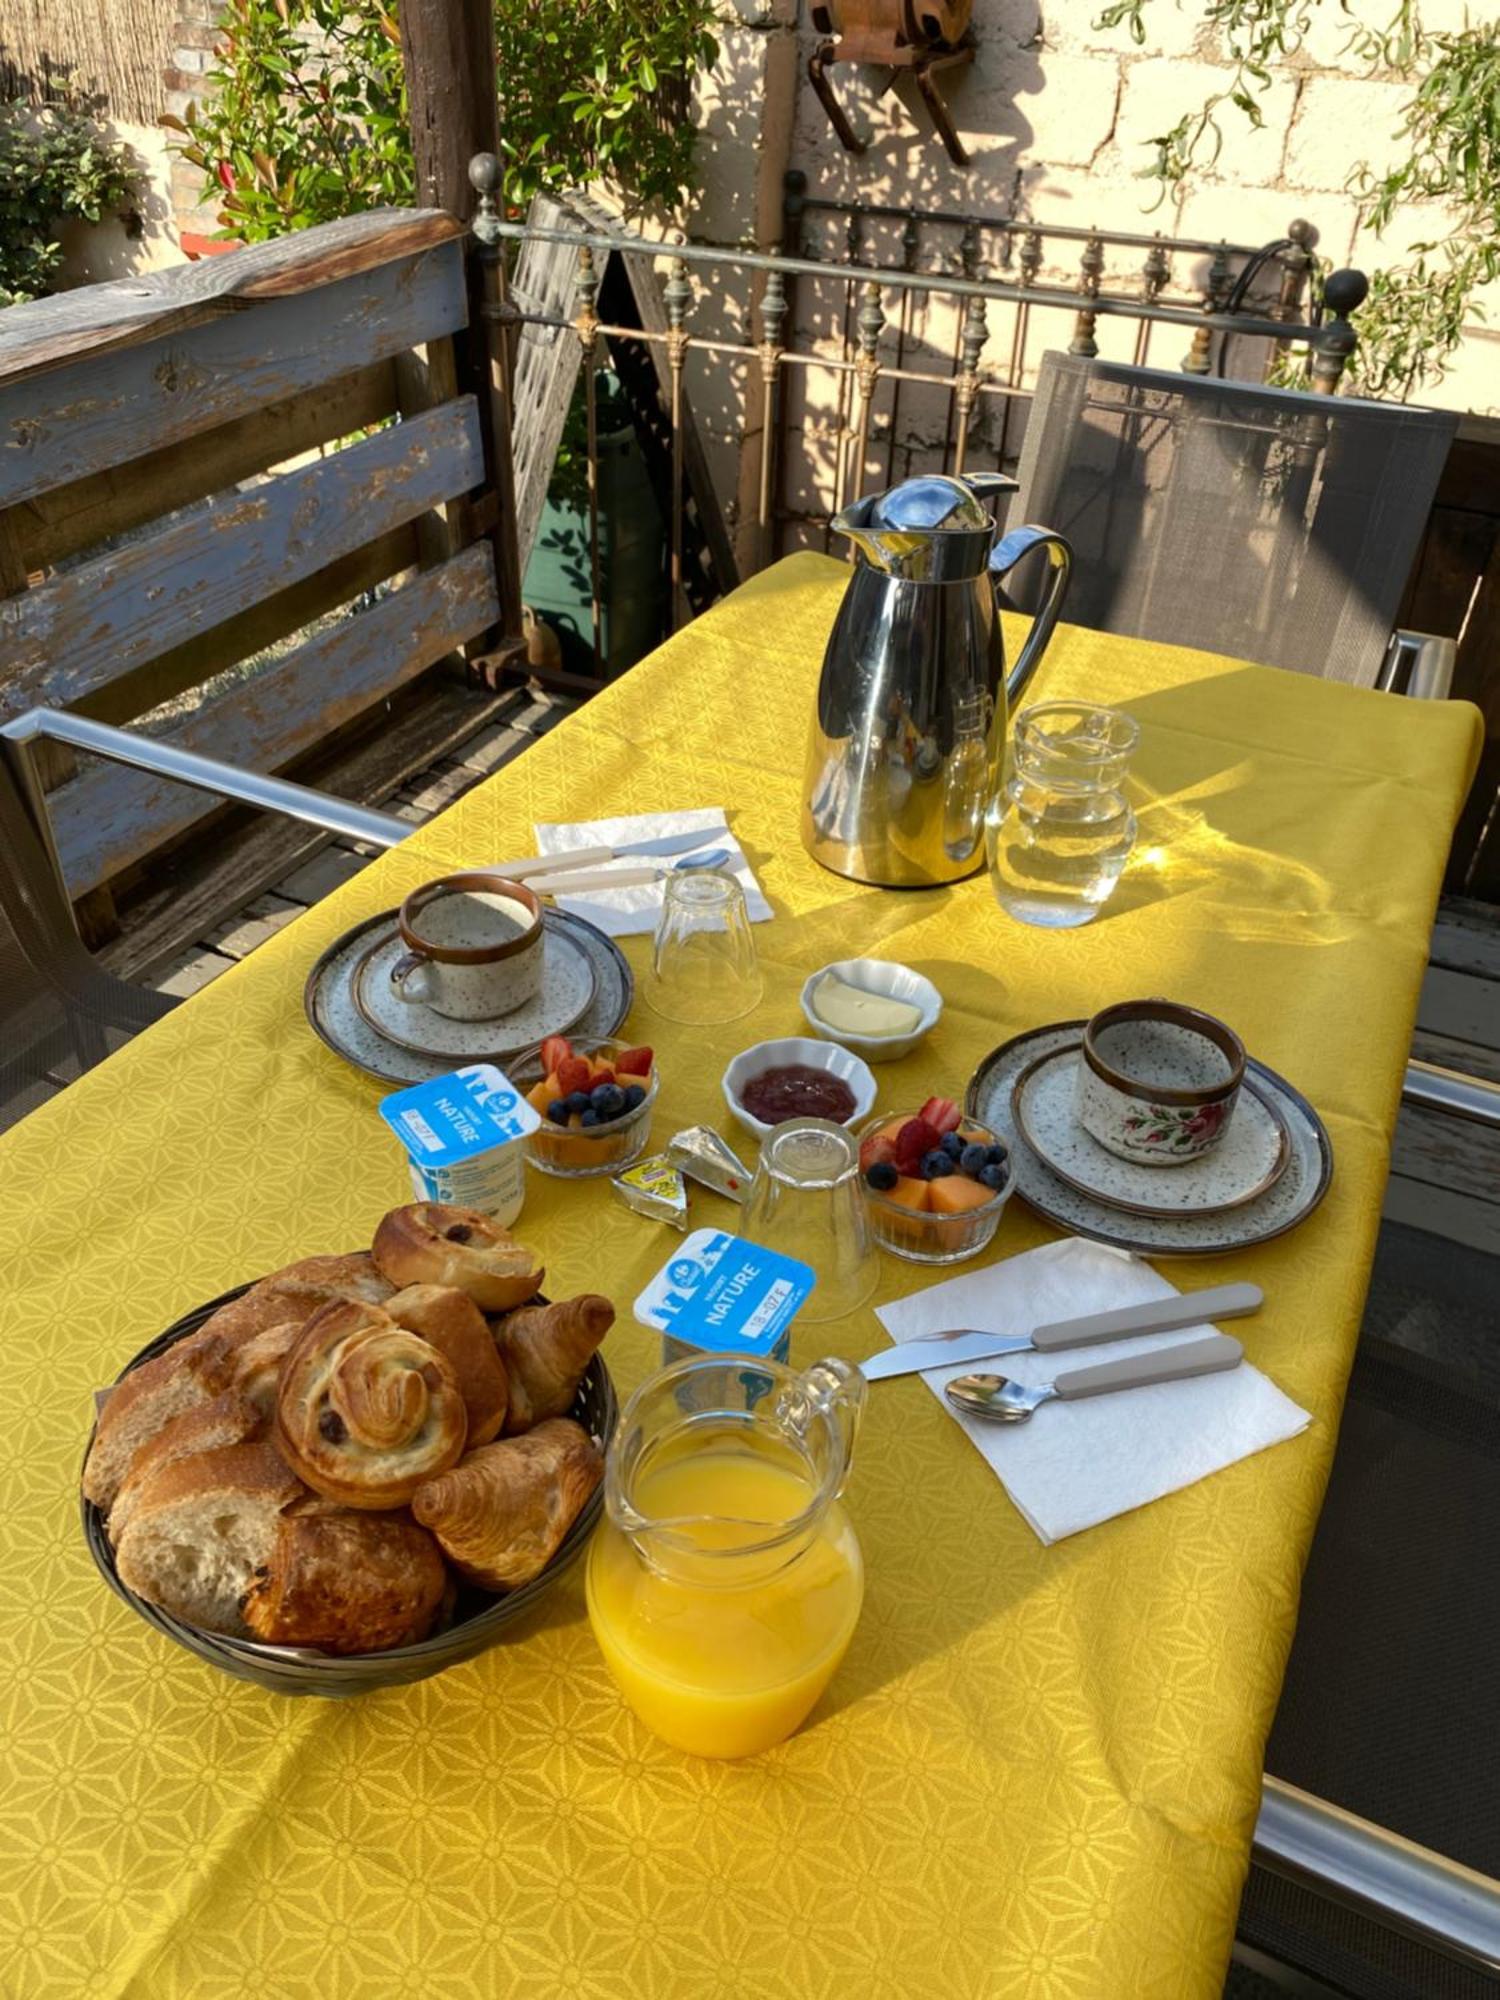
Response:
[775, 1358, 867, 1499]
[989, 525, 1073, 707]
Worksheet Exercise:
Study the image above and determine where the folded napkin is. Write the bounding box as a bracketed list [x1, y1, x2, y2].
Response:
[874, 1238, 1311, 1544]
[533, 808, 772, 938]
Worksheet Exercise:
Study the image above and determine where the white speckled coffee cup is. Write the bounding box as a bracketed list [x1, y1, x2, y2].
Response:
[1075, 999, 1245, 1167]
[391, 873, 544, 1022]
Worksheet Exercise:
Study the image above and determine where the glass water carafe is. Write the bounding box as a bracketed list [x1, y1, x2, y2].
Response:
[985, 701, 1139, 928]
[586, 1355, 866, 1759]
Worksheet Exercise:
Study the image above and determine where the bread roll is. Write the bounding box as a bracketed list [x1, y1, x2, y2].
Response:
[241, 1505, 448, 1653]
[385, 1284, 509, 1446]
[108, 1391, 263, 1543]
[494, 1295, 614, 1433]
[372, 1204, 542, 1313]
[83, 1328, 243, 1510]
[274, 1300, 468, 1509]
[224, 1321, 302, 1419]
[113, 1441, 306, 1638]
[412, 1419, 603, 1590]
[195, 1253, 393, 1354]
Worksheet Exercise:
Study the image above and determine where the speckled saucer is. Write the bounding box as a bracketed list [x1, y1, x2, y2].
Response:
[351, 924, 594, 1061]
[304, 907, 633, 1086]
[1012, 1042, 1291, 1218]
[967, 1022, 1332, 1257]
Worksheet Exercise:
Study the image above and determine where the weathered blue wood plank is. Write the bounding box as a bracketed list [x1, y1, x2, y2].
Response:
[0, 237, 466, 507]
[49, 542, 499, 895]
[0, 397, 485, 717]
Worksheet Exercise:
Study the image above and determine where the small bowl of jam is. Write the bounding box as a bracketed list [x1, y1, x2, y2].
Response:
[722, 1037, 878, 1144]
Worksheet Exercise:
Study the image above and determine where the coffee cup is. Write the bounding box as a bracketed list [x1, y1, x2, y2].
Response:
[1075, 999, 1244, 1166]
[391, 873, 544, 1022]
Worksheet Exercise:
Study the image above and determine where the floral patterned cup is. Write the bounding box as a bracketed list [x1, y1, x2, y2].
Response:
[1075, 1000, 1245, 1167]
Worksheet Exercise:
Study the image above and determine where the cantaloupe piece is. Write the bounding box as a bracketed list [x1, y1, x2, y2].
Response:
[526, 1080, 554, 1116]
[928, 1175, 994, 1215]
[885, 1175, 931, 1212]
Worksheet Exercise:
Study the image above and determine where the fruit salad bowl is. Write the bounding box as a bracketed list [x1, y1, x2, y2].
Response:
[856, 1099, 1015, 1265]
[515, 1035, 657, 1178]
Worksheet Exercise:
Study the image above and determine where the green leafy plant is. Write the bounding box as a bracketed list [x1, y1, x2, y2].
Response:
[0, 89, 140, 307]
[174, 0, 721, 242]
[1092, 1, 1500, 397]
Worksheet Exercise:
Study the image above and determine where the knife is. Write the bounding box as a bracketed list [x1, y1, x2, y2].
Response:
[487, 827, 730, 881]
[858, 1281, 1263, 1381]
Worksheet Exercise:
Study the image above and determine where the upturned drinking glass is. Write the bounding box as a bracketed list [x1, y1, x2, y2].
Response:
[643, 867, 763, 1025]
[985, 701, 1139, 928]
[739, 1118, 876, 1324]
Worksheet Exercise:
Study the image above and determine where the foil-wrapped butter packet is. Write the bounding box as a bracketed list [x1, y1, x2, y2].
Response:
[666, 1126, 751, 1203]
[611, 1155, 690, 1230]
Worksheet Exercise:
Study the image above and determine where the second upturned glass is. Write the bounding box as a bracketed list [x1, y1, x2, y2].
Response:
[643, 867, 763, 1025]
[739, 1117, 876, 1324]
[985, 701, 1138, 928]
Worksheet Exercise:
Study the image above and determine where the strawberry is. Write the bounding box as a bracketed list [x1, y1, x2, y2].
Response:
[589, 1061, 617, 1086]
[894, 1116, 939, 1168]
[540, 1035, 573, 1078]
[555, 1055, 592, 1096]
[919, 1096, 962, 1137]
[614, 1045, 654, 1077]
[858, 1132, 899, 1174]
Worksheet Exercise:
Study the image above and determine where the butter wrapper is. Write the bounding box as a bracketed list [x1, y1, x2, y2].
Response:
[611, 1155, 690, 1230]
[666, 1126, 751, 1204]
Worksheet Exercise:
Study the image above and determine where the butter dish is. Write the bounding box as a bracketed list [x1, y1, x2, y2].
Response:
[800, 958, 942, 1062]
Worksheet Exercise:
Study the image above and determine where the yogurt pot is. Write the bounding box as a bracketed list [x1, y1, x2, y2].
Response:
[633, 1226, 816, 1369]
[379, 1063, 542, 1226]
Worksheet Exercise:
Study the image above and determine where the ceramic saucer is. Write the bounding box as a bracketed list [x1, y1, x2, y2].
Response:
[304, 908, 633, 1086]
[967, 1021, 1332, 1257]
[1012, 1041, 1291, 1219]
[351, 925, 594, 1062]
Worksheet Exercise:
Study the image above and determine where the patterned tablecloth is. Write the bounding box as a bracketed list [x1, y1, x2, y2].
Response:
[0, 554, 1481, 1999]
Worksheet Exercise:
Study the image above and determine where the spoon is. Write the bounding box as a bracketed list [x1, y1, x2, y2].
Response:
[944, 1332, 1243, 1425]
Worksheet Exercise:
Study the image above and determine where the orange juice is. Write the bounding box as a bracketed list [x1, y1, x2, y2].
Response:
[586, 1438, 863, 1759]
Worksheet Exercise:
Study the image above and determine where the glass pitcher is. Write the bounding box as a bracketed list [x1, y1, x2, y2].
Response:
[985, 701, 1139, 928]
[585, 1354, 866, 1759]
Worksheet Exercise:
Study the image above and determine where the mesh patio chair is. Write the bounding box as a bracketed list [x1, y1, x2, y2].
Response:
[0, 709, 409, 1133]
[1009, 353, 1459, 695]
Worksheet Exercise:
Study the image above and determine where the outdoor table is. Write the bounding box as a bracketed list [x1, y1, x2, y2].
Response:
[0, 552, 1481, 1999]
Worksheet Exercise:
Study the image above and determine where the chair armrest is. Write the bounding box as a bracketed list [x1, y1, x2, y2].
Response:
[1381, 630, 1457, 699]
[0, 708, 411, 891]
[1403, 1057, 1500, 1129]
[1255, 1776, 1500, 1974]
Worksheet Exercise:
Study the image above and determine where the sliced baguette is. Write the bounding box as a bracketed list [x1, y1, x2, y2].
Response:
[113, 1441, 306, 1639]
[82, 1330, 241, 1511]
[107, 1392, 264, 1544]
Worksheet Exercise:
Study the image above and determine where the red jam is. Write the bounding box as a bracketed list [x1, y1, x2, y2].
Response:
[739, 1064, 856, 1127]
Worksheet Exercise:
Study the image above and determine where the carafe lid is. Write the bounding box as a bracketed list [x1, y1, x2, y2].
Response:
[833, 473, 1015, 580]
[864, 474, 995, 533]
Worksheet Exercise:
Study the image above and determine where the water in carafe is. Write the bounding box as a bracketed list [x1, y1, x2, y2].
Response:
[986, 703, 1139, 929]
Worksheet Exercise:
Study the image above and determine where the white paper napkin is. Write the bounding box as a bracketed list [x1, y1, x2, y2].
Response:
[533, 807, 772, 938]
[874, 1238, 1311, 1544]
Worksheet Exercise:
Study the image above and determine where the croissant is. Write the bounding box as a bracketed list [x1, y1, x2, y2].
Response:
[274, 1300, 468, 1509]
[372, 1203, 542, 1313]
[411, 1419, 603, 1590]
[385, 1283, 509, 1446]
[493, 1294, 614, 1433]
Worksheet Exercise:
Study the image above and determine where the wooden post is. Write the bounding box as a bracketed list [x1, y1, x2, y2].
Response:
[396, 0, 525, 676]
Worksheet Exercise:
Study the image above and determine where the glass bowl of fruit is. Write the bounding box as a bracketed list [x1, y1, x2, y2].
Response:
[516, 1034, 658, 1178]
[856, 1097, 1015, 1265]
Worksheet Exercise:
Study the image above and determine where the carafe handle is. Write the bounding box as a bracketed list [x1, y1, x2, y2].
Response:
[776, 1358, 867, 1499]
[989, 526, 1073, 707]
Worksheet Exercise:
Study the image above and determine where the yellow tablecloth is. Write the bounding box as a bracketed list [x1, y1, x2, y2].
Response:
[0, 554, 1481, 2000]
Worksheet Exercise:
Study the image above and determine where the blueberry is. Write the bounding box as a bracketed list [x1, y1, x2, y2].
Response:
[978, 1161, 1007, 1191]
[959, 1142, 989, 1176]
[546, 1099, 571, 1126]
[985, 1143, 1008, 1167]
[621, 1083, 647, 1112]
[591, 1083, 626, 1120]
[940, 1131, 965, 1159]
[865, 1160, 898, 1192]
[562, 1090, 592, 1115]
[921, 1149, 955, 1179]
[579, 1108, 602, 1128]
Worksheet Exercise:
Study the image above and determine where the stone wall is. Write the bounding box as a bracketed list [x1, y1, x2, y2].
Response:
[676, 0, 1496, 556]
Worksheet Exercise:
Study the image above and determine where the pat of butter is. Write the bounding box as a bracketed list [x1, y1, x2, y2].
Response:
[812, 973, 922, 1038]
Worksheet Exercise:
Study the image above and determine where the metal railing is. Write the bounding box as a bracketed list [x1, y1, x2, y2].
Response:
[483, 189, 1364, 674]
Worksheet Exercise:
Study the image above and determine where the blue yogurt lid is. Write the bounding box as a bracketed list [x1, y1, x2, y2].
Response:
[379, 1063, 540, 1167]
[635, 1228, 816, 1358]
